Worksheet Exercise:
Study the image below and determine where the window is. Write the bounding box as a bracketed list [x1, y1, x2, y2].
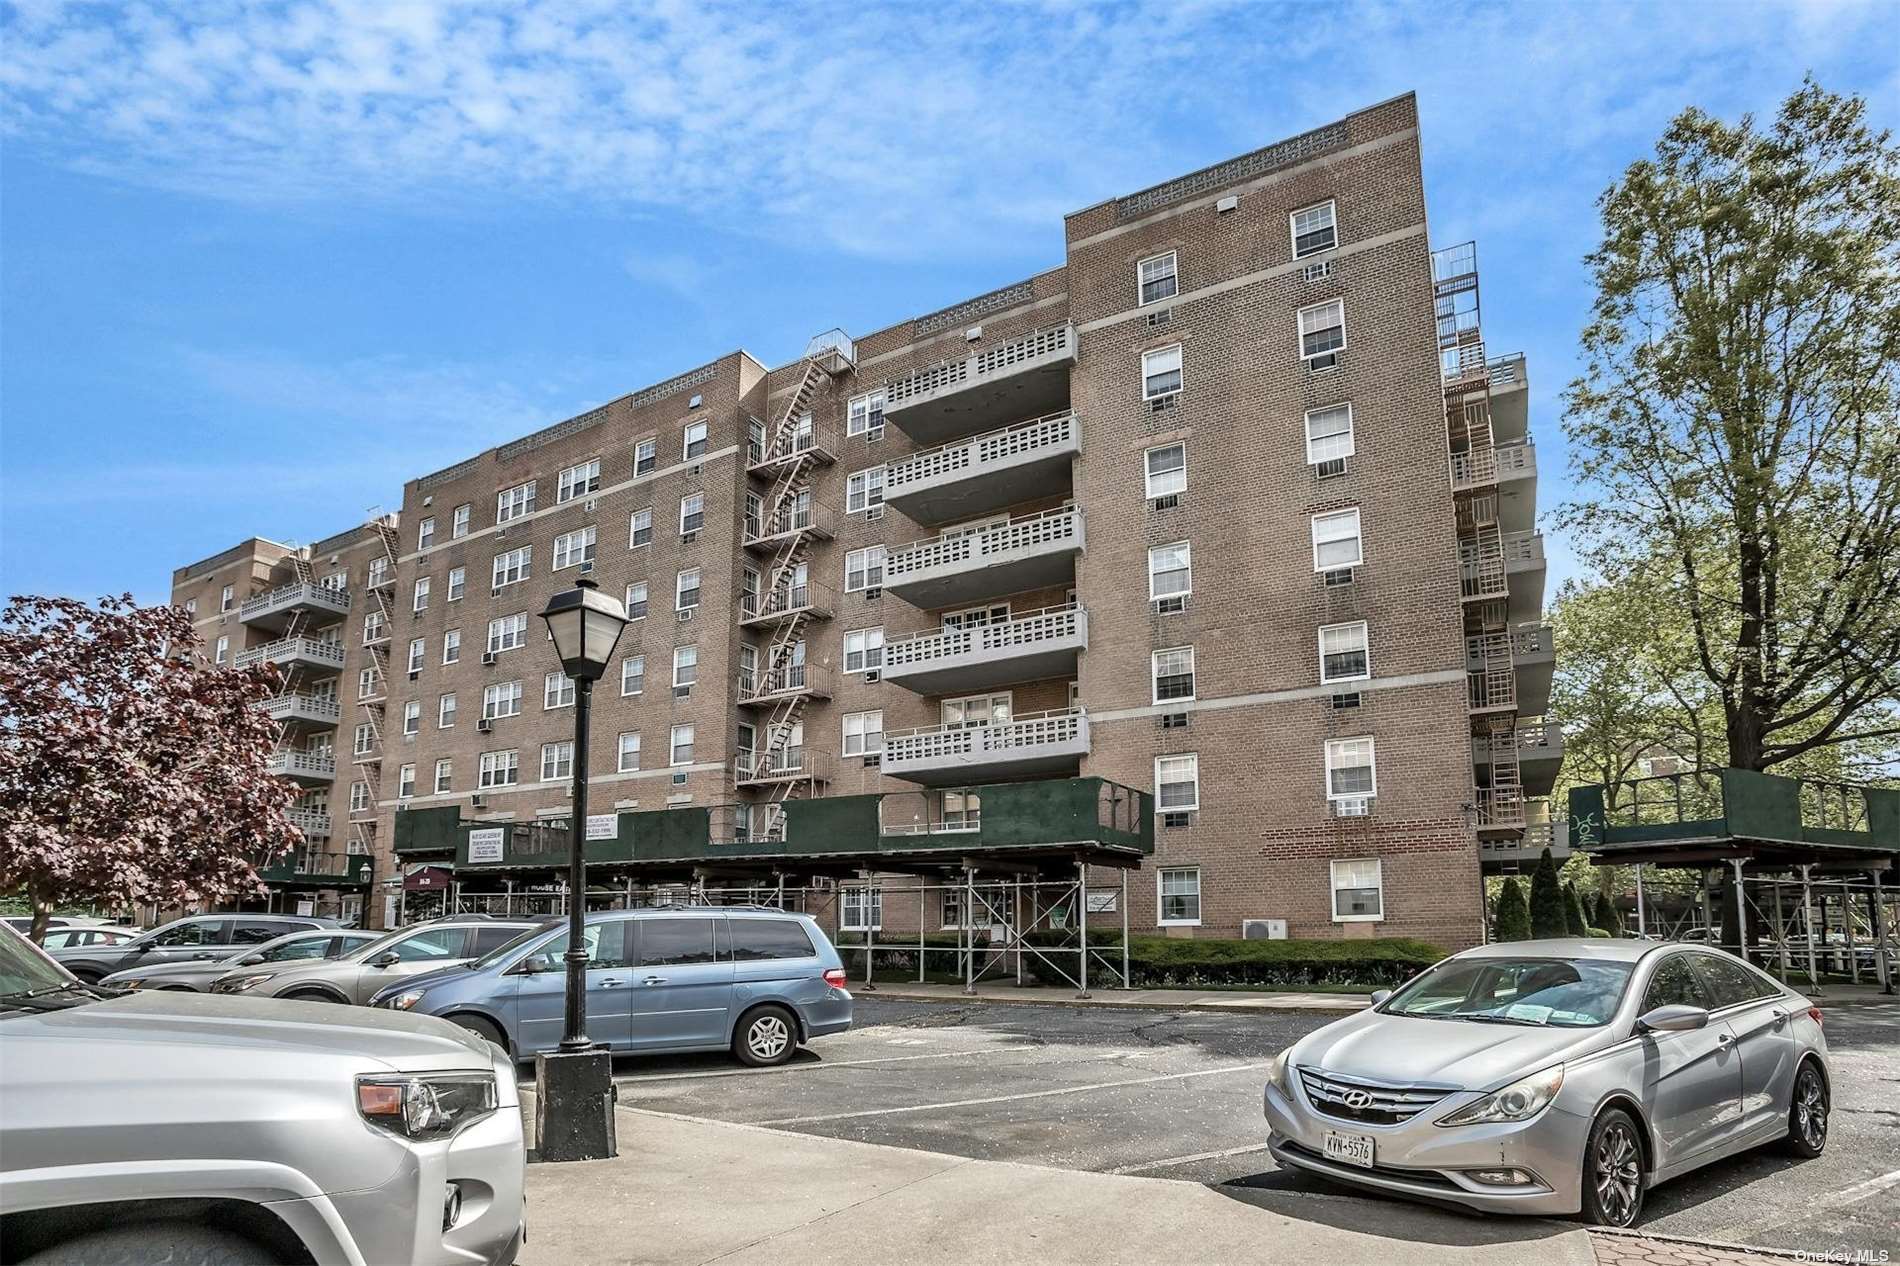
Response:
[492, 545, 531, 589]
[545, 671, 575, 709]
[496, 480, 536, 523]
[397, 764, 416, 798]
[367, 556, 390, 589]
[185, 598, 197, 616]
[1331, 858, 1383, 921]
[540, 741, 573, 782]
[683, 420, 708, 460]
[847, 390, 885, 438]
[1319, 621, 1369, 683]
[1304, 404, 1355, 465]
[1325, 736, 1377, 799]
[553, 526, 596, 571]
[620, 655, 645, 696]
[1142, 344, 1183, 399]
[1644, 955, 1714, 1011]
[634, 438, 657, 476]
[1138, 251, 1178, 305]
[743, 492, 763, 540]
[486, 612, 528, 654]
[1299, 299, 1346, 362]
[407, 638, 425, 674]
[447, 566, 465, 602]
[845, 546, 885, 592]
[482, 680, 523, 719]
[675, 568, 701, 611]
[1144, 443, 1186, 499]
[843, 627, 884, 674]
[747, 417, 767, 464]
[942, 693, 1010, 728]
[434, 759, 453, 794]
[1156, 754, 1200, 812]
[625, 582, 648, 620]
[842, 886, 883, 932]
[672, 645, 697, 688]
[557, 458, 600, 503]
[729, 919, 815, 961]
[349, 782, 371, 813]
[669, 724, 694, 766]
[942, 790, 981, 830]
[214, 635, 229, 665]
[417, 517, 435, 550]
[442, 629, 461, 664]
[478, 750, 519, 788]
[439, 693, 457, 728]
[628, 507, 653, 549]
[1693, 952, 1778, 1008]
[843, 710, 884, 756]
[220, 584, 234, 611]
[451, 504, 471, 538]
[679, 493, 704, 535]
[1148, 541, 1191, 600]
[353, 723, 374, 756]
[363, 611, 387, 644]
[617, 732, 641, 772]
[846, 466, 885, 514]
[1291, 200, 1338, 257]
[358, 667, 378, 699]
[1152, 647, 1195, 703]
[401, 699, 420, 736]
[1158, 867, 1201, 926]
[1312, 509, 1363, 571]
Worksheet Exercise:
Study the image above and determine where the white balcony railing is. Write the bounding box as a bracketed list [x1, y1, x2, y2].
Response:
[239, 581, 350, 624]
[886, 411, 1076, 497]
[235, 638, 347, 672]
[286, 809, 333, 838]
[883, 708, 1088, 769]
[734, 747, 828, 784]
[737, 661, 833, 705]
[268, 751, 336, 781]
[739, 581, 836, 626]
[884, 322, 1074, 412]
[886, 507, 1082, 585]
[257, 693, 343, 725]
[885, 605, 1083, 672]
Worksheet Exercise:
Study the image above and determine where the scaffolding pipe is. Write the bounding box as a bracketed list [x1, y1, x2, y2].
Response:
[1872, 871, 1893, 995]
[963, 866, 976, 997]
[918, 882, 926, 985]
[1774, 880, 1789, 979]
[1728, 859, 1748, 963]
[1634, 864, 1647, 939]
[1121, 868, 1130, 990]
[1800, 865, 1818, 987]
[1076, 858, 1090, 999]
[1844, 887, 1858, 984]
[863, 877, 877, 992]
[1014, 878, 1024, 987]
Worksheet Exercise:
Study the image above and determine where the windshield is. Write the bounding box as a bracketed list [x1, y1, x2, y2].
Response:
[471, 923, 558, 970]
[1382, 956, 1635, 1028]
[0, 928, 94, 1011]
[339, 926, 414, 962]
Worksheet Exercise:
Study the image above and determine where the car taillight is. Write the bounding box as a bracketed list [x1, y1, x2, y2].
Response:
[1808, 1006, 1823, 1027]
[823, 968, 847, 989]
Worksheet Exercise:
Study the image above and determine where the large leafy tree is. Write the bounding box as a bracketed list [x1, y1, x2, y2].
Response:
[0, 595, 302, 941]
[1563, 80, 1900, 773]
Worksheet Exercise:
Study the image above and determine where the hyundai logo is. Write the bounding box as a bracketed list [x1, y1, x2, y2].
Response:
[1341, 1089, 1375, 1110]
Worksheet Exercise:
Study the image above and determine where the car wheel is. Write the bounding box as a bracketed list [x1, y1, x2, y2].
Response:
[20, 1224, 274, 1264]
[732, 1005, 798, 1067]
[1783, 1060, 1828, 1157]
[450, 1014, 512, 1056]
[1580, 1107, 1646, 1228]
[282, 989, 343, 1004]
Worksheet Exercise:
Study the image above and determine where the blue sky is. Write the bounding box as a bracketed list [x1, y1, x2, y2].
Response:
[2, 0, 1895, 604]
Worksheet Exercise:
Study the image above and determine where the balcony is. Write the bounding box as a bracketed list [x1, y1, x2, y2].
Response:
[743, 502, 834, 552]
[259, 850, 373, 889]
[737, 661, 834, 707]
[884, 411, 1080, 526]
[739, 581, 835, 629]
[886, 508, 1083, 610]
[883, 605, 1088, 696]
[239, 582, 351, 633]
[268, 751, 336, 784]
[1568, 768, 1900, 866]
[1512, 623, 1555, 716]
[1474, 719, 1565, 798]
[1502, 530, 1548, 622]
[1487, 353, 1529, 443]
[748, 427, 834, 474]
[1466, 624, 1553, 718]
[734, 747, 828, 787]
[286, 809, 333, 840]
[257, 693, 342, 729]
[1478, 817, 1571, 870]
[234, 637, 347, 675]
[1449, 440, 1537, 533]
[882, 322, 1076, 445]
[882, 708, 1090, 786]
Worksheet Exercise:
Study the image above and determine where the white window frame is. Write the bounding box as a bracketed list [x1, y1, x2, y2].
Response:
[1157, 866, 1202, 927]
[406, 637, 425, 674]
[397, 764, 416, 799]
[451, 504, 471, 539]
[675, 568, 701, 611]
[1311, 509, 1363, 572]
[486, 612, 528, 654]
[1155, 753, 1200, 813]
[442, 629, 461, 665]
[362, 611, 387, 645]
[617, 732, 641, 772]
[556, 458, 600, 504]
[417, 517, 435, 551]
[628, 506, 653, 549]
[1299, 299, 1346, 362]
[1151, 646, 1196, 705]
[552, 526, 597, 571]
[401, 700, 421, 736]
[1325, 736, 1377, 800]
[492, 545, 531, 589]
[353, 723, 374, 756]
[1318, 621, 1371, 685]
[1331, 857, 1384, 923]
[349, 781, 371, 814]
[438, 693, 457, 728]
[478, 750, 519, 789]
[846, 466, 885, 515]
[843, 627, 884, 674]
[847, 390, 885, 438]
[672, 645, 697, 688]
[1137, 250, 1178, 306]
[1143, 443, 1186, 499]
[1304, 403, 1355, 465]
[1148, 541, 1191, 601]
[669, 723, 694, 766]
[358, 667, 377, 700]
[1142, 343, 1183, 400]
[446, 566, 465, 602]
[1290, 199, 1338, 258]
[220, 584, 233, 612]
[842, 710, 884, 757]
[844, 546, 885, 593]
[620, 655, 644, 697]
[679, 492, 705, 535]
[214, 635, 229, 665]
[683, 420, 708, 460]
[540, 741, 574, 782]
[634, 437, 657, 475]
[434, 759, 453, 795]
[625, 581, 648, 620]
[544, 671, 575, 710]
[496, 480, 536, 524]
[842, 886, 884, 932]
[482, 680, 524, 720]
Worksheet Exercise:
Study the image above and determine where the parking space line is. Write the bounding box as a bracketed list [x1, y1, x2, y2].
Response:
[1809, 1166, 1900, 1210]
[616, 1045, 1038, 1083]
[752, 1060, 1275, 1126]
[1103, 1142, 1276, 1176]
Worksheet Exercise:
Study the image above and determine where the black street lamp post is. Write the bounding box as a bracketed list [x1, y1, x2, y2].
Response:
[533, 576, 629, 1162]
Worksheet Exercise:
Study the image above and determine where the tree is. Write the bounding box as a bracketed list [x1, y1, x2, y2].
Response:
[1563, 79, 1900, 775]
[1592, 888, 1624, 936]
[0, 595, 302, 941]
[1529, 849, 1568, 939]
[1562, 880, 1591, 937]
[1494, 877, 1532, 942]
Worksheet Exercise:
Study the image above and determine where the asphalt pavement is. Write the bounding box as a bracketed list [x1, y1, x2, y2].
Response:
[599, 994, 1900, 1257]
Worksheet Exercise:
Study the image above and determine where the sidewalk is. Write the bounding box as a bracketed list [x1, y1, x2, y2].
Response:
[855, 979, 1372, 1012]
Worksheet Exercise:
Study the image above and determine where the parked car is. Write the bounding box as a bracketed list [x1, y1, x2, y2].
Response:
[0, 922, 525, 1264]
[48, 913, 338, 983]
[372, 906, 854, 1066]
[1264, 938, 1828, 1227]
[212, 916, 544, 1004]
[35, 926, 138, 951]
[101, 927, 381, 992]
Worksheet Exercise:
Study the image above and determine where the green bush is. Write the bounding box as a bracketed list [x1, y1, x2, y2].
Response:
[1529, 849, 1567, 938]
[1494, 877, 1532, 941]
[1586, 927, 1613, 939]
[1592, 889, 1624, 937]
[1563, 881, 1590, 937]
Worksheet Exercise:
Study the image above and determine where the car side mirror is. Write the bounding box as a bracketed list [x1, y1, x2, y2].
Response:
[515, 956, 549, 975]
[1637, 1004, 1709, 1034]
[1369, 989, 1392, 1006]
[239, 954, 266, 966]
[368, 951, 401, 968]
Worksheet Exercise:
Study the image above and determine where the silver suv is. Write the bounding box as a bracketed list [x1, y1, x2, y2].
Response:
[0, 924, 525, 1264]
[212, 917, 545, 1004]
[50, 913, 335, 982]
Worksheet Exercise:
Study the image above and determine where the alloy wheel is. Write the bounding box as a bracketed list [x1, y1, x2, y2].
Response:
[1794, 1065, 1828, 1150]
[1593, 1120, 1641, 1226]
[748, 1014, 790, 1061]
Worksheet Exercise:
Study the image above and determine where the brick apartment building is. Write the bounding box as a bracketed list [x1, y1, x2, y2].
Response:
[171, 92, 1555, 949]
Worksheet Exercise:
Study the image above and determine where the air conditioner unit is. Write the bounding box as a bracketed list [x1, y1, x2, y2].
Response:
[1216, 194, 1239, 214]
[1302, 260, 1333, 282]
[681, 530, 699, 543]
[965, 325, 983, 342]
[477, 718, 493, 733]
[471, 794, 487, 809]
[480, 651, 498, 665]
[688, 393, 702, 408]
[865, 507, 883, 522]
[863, 670, 880, 684]
[673, 686, 691, 699]
[1150, 494, 1180, 511]
[407, 671, 419, 681]
[584, 498, 598, 512]
[1334, 796, 1371, 818]
[578, 560, 594, 576]
[1241, 918, 1287, 941]
[864, 586, 881, 600]
[677, 608, 695, 622]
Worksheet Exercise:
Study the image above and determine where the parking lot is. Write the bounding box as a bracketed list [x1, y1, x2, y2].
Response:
[603, 996, 1900, 1256]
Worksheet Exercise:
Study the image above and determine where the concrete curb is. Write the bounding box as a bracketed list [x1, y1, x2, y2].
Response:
[1587, 1226, 1806, 1262]
[858, 986, 1368, 1014]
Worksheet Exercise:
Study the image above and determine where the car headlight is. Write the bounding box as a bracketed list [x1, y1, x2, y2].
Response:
[356, 1073, 500, 1140]
[1267, 1048, 1293, 1095]
[115, 979, 143, 990]
[384, 991, 425, 1011]
[1437, 1064, 1565, 1127]
[222, 973, 277, 992]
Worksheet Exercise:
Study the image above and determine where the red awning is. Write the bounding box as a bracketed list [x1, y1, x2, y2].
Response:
[403, 865, 453, 892]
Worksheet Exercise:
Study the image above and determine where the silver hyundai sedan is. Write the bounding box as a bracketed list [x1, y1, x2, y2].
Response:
[1264, 938, 1829, 1227]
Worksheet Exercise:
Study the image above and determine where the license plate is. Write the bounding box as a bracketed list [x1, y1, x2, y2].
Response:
[1322, 1130, 1375, 1169]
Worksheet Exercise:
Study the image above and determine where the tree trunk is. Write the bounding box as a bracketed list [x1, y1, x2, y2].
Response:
[27, 883, 54, 944]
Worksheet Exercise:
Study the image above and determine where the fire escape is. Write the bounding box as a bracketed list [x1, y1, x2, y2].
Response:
[353, 513, 401, 856]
